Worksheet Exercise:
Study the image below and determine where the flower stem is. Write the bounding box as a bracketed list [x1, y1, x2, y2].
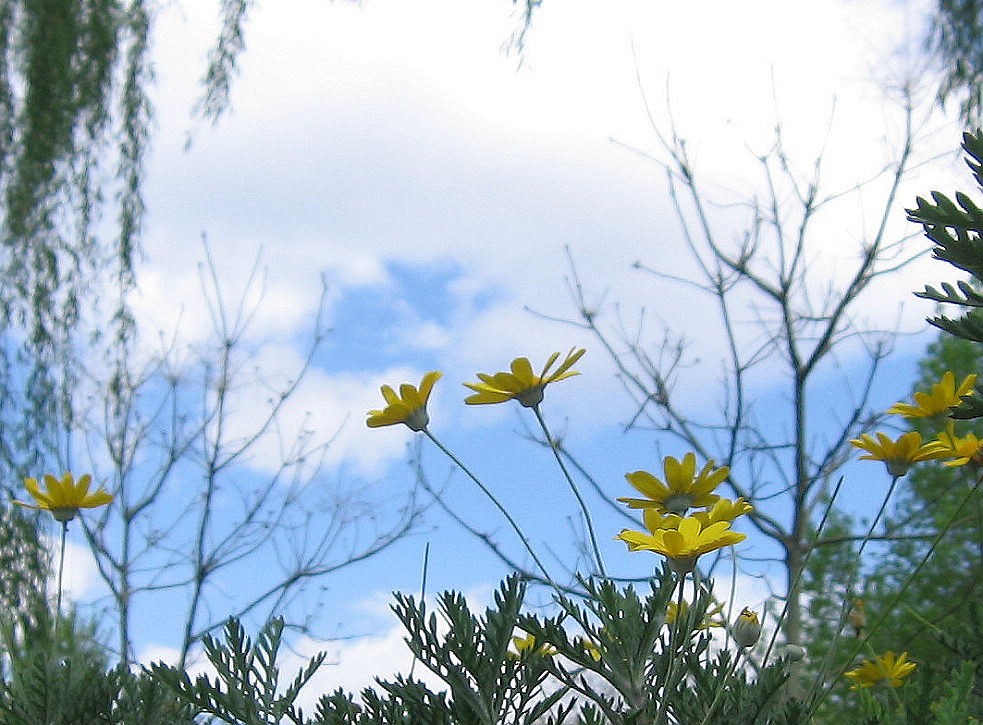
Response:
[761, 474, 847, 667]
[532, 405, 607, 578]
[700, 645, 746, 725]
[654, 573, 687, 724]
[56, 521, 67, 634]
[807, 474, 901, 704]
[423, 429, 560, 591]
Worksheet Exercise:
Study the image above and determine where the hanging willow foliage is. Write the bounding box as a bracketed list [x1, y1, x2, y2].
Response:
[0, 0, 252, 481]
[930, 0, 983, 126]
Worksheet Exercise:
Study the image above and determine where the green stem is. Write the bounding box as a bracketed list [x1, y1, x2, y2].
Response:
[806, 474, 901, 705]
[761, 474, 847, 667]
[700, 644, 746, 725]
[654, 572, 687, 724]
[532, 405, 607, 578]
[423, 429, 560, 592]
[56, 521, 67, 636]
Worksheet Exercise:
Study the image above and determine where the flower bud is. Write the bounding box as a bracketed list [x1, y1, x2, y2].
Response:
[732, 607, 761, 648]
[783, 644, 806, 662]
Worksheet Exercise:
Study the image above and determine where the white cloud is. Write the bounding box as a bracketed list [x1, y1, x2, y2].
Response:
[136, 584, 499, 711]
[209, 345, 439, 477]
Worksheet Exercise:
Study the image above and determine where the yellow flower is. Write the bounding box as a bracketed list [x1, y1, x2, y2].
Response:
[618, 453, 729, 515]
[366, 371, 442, 431]
[666, 599, 725, 629]
[616, 516, 746, 574]
[692, 497, 754, 526]
[844, 651, 916, 689]
[13, 473, 113, 523]
[510, 633, 557, 657]
[642, 508, 684, 531]
[731, 607, 761, 648]
[463, 348, 585, 408]
[849, 431, 949, 477]
[887, 372, 977, 418]
[935, 428, 983, 467]
[575, 635, 602, 661]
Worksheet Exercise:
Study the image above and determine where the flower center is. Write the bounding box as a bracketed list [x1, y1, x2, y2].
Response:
[885, 458, 912, 478]
[404, 407, 430, 432]
[667, 554, 698, 575]
[51, 507, 78, 523]
[515, 385, 545, 408]
[663, 493, 694, 516]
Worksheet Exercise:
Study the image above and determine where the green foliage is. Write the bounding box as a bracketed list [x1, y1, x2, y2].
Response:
[928, 662, 982, 724]
[392, 575, 567, 725]
[930, 0, 983, 126]
[152, 617, 326, 724]
[798, 511, 862, 682]
[147, 573, 805, 724]
[0, 0, 153, 478]
[809, 130, 983, 724]
[860, 331, 983, 667]
[195, 0, 253, 124]
[17, 568, 983, 724]
[0, 607, 193, 725]
[907, 130, 983, 420]
[517, 571, 680, 722]
[0, 504, 49, 633]
[672, 649, 805, 725]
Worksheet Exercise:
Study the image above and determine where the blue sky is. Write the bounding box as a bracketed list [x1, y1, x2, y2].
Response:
[51, 0, 971, 699]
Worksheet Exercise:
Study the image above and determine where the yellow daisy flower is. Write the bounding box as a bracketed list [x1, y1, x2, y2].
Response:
[510, 633, 557, 658]
[844, 651, 916, 689]
[576, 635, 602, 661]
[849, 431, 949, 477]
[666, 599, 725, 629]
[692, 497, 754, 526]
[616, 516, 746, 574]
[887, 372, 977, 418]
[642, 508, 684, 531]
[463, 348, 585, 408]
[935, 427, 983, 467]
[366, 371, 442, 431]
[13, 473, 113, 523]
[618, 453, 728, 515]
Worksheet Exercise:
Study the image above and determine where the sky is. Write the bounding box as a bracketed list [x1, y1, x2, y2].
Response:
[52, 0, 972, 703]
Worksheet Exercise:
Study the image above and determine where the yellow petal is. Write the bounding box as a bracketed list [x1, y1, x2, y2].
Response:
[510, 357, 534, 383]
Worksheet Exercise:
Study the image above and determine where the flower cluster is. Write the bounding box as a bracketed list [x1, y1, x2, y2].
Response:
[365, 349, 586, 431]
[851, 372, 981, 476]
[614, 453, 750, 574]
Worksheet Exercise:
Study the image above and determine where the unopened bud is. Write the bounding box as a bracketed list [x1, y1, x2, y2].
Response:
[783, 644, 806, 662]
[732, 607, 761, 648]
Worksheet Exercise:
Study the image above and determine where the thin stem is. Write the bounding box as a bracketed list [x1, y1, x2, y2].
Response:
[700, 646, 747, 725]
[56, 521, 67, 622]
[422, 429, 560, 592]
[408, 541, 429, 680]
[762, 475, 847, 666]
[806, 474, 902, 704]
[532, 405, 607, 578]
[654, 572, 687, 724]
